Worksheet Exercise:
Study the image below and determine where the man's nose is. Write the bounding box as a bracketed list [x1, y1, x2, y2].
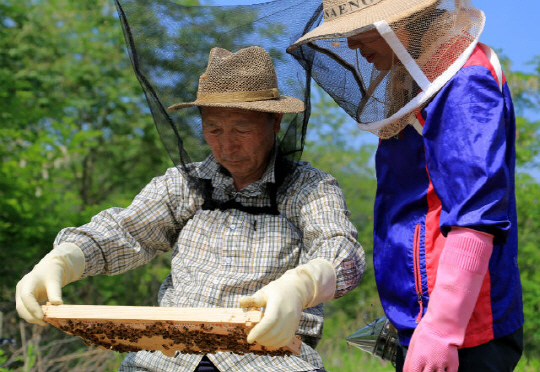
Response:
[220, 134, 240, 154]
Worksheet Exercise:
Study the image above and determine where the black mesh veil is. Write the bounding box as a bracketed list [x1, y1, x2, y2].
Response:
[113, 0, 323, 202]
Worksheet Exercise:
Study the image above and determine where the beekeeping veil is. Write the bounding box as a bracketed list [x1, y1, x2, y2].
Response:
[287, 0, 485, 138]
[112, 0, 319, 205]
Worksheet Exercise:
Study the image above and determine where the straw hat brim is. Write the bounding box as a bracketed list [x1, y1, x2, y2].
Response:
[167, 95, 305, 114]
[287, 0, 438, 52]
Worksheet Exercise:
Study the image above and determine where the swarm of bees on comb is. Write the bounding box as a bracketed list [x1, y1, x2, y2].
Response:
[42, 304, 301, 357]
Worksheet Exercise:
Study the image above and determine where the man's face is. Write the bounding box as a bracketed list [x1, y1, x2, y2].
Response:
[202, 106, 281, 189]
[347, 29, 396, 71]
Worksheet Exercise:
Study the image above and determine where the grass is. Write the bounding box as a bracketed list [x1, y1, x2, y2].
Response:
[318, 310, 395, 372]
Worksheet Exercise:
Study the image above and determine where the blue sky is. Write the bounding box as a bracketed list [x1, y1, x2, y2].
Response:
[474, 0, 540, 122]
[474, 0, 540, 73]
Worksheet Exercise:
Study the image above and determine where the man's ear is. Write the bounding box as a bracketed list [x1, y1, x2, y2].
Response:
[273, 113, 283, 134]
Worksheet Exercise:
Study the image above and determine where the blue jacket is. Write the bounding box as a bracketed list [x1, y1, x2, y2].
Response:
[373, 44, 524, 348]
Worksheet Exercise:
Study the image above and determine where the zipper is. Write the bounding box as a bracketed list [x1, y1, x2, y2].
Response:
[413, 224, 424, 322]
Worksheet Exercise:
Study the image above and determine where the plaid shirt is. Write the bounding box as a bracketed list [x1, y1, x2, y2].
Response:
[55, 154, 365, 372]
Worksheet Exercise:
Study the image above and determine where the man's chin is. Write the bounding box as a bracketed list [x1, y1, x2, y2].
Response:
[224, 161, 245, 170]
[223, 162, 249, 175]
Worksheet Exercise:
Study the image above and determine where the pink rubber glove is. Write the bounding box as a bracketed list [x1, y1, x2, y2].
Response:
[404, 227, 493, 372]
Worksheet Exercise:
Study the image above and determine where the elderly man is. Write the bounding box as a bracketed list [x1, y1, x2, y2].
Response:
[15, 46, 366, 372]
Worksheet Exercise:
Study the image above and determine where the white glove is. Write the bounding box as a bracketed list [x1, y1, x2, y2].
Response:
[16, 242, 86, 325]
[239, 258, 336, 348]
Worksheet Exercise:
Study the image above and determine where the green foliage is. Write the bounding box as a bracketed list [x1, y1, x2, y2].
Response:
[515, 355, 540, 372]
[500, 52, 540, 115]
[515, 173, 540, 356]
[318, 311, 395, 372]
[508, 57, 540, 357]
[515, 115, 540, 169]
[0, 0, 172, 304]
[0, 344, 36, 372]
[0, 349, 9, 372]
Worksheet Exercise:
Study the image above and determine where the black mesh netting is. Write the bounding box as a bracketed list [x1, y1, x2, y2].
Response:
[113, 0, 324, 200]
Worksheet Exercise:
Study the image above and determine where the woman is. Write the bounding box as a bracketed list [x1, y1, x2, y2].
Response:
[287, 1, 524, 371]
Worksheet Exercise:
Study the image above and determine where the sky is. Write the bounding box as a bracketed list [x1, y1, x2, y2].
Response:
[474, 0, 540, 73]
[474, 0, 540, 122]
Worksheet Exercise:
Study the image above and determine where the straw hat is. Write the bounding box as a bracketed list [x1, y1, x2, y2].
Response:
[168, 46, 305, 113]
[287, 0, 438, 52]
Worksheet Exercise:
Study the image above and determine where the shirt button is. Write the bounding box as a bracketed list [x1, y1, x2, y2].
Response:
[235, 197, 241, 202]
[213, 279, 219, 284]
[229, 224, 236, 230]
[224, 257, 232, 264]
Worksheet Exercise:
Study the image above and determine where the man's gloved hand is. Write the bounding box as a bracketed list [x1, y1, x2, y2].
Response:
[403, 227, 494, 372]
[16, 242, 86, 325]
[239, 258, 336, 348]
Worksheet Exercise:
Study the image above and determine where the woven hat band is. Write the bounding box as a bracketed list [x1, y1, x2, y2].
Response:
[323, 0, 384, 21]
[196, 88, 280, 103]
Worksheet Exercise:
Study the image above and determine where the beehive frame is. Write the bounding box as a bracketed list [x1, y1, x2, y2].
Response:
[42, 304, 301, 357]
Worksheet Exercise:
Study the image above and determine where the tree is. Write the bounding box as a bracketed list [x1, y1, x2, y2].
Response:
[303, 84, 380, 319]
[504, 55, 540, 357]
[0, 0, 172, 306]
[1, 0, 307, 370]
